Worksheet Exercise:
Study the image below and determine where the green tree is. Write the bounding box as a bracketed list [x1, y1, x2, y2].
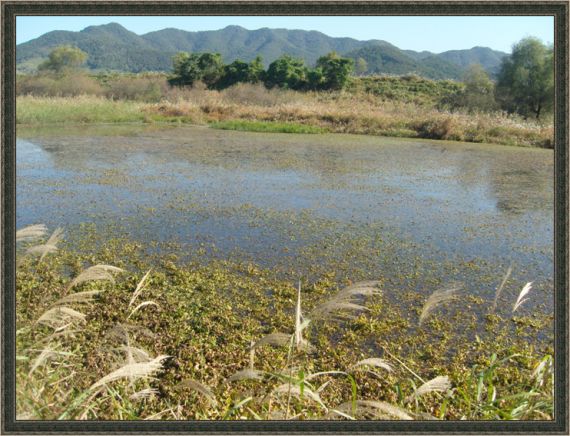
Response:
[265, 55, 308, 90]
[216, 56, 265, 89]
[38, 45, 88, 73]
[456, 64, 497, 111]
[168, 52, 224, 88]
[496, 37, 554, 119]
[197, 53, 224, 88]
[307, 68, 325, 90]
[316, 52, 354, 90]
[355, 57, 368, 76]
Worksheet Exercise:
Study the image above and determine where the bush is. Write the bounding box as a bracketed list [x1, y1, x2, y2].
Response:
[104, 76, 169, 102]
[16, 73, 103, 97]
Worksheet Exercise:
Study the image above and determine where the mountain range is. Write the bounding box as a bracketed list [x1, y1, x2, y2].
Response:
[16, 23, 508, 80]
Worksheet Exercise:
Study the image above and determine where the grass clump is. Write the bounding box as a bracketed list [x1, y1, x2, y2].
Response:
[16, 96, 146, 124]
[210, 120, 327, 134]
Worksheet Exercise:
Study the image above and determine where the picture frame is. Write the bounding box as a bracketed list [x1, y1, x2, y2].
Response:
[2, 1, 568, 433]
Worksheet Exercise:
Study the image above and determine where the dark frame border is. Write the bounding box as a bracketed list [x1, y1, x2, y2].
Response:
[1, 2, 568, 434]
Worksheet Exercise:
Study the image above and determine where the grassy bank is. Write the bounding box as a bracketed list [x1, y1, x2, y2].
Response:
[16, 91, 553, 148]
[16, 227, 553, 420]
[210, 120, 327, 134]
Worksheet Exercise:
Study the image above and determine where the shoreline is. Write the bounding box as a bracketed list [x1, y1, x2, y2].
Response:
[16, 96, 554, 149]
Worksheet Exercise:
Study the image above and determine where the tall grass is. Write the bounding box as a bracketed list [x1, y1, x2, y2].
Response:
[16, 81, 553, 148]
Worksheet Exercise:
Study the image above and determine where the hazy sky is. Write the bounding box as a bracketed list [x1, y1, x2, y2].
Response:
[16, 16, 554, 53]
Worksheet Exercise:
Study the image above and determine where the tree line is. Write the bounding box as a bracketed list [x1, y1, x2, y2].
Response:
[24, 36, 554, 120]
[168, 51, 355, 91]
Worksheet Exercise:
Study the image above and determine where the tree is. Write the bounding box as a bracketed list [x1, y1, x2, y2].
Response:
[456, 64, 497, 112]
[38, 45, 88, 73]
[264, 55, 308, 90]
[316, 52, 354, 90]
[215, 56, 265, 89]
[196, 53, 224, 88]
[168, 52, 223, 88]
[496, 37, 554, 119]
[355, 57, 368, 76]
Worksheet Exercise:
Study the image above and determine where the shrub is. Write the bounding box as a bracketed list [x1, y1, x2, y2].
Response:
[105, 76, 169, 102]
[16, 73, 103, 97]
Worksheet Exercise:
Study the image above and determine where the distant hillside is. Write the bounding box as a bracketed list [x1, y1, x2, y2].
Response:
[344, 45, 464, 80]
[16, 23, 508, 79]
[436, 47, 508, 76]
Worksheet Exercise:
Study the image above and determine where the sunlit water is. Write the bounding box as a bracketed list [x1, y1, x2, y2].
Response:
[17, 124, 554, 315]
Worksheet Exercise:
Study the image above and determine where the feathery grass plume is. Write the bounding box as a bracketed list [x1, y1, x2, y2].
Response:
[16, 224, 47, 243]
[40, 227, 64, 261]
[105, 323, 156, 342]
[175, 379, 218, 407]
[310, 281, 381, 321]
[45, 227, 64, 246]
[67, 264, 124, 290]
[332, 400, 413, 420]
[227, 368, 264, 382]
[351, 358, 393, 373]
[89, 355, 169, 391]
[37, 306, 86, 330]
[407, 375, 451, 401]
[127, 301, 160, 320]
[294, 281, 303, 347]
[130, 388, 159, 401]
[52, 290, 103, 306]
[251, 332, 292, 350]
[129, 269, 152, 308]
[272, 383, 327, 411]
[418, 284, 462, 326]
[26, 244, 58, 258]
[513, 282, 533, 313]
[28, 345, 59, 376]
[26, 227, 65, 261]
[117, 345, 152, 363]
[491, 264, 513, 313]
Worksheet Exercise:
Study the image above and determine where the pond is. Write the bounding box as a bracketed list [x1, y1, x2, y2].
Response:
[16, 124, 554, 317]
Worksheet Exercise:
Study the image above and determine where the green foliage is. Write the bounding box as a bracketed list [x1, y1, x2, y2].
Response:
[169, 52, 224, 88]
[496, 37, 554, 119]
[265, 55, 309, 90]
[355, 57, 368, 76]
[344, 45, 463, 80]
[215, 56, 265, 89]
[350, 75, 464, 107]
[315, 52, 354, 90]
[445, 64, 497, 112]
[210, 120, 327, 134]
[38, 45, 88, 74]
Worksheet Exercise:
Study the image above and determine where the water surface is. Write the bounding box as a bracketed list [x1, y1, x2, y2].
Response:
[17, 124, 554, 316]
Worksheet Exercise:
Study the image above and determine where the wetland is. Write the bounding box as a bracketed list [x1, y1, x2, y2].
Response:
[16, 124, 555, 420]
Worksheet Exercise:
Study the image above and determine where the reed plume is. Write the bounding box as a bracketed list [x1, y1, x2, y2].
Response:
[490, 264, 513, 313]
[407, 375, 451, 401]
[512, 282, 533, 313]
[332, 400, 413, 420]
[89, 355, 169, 391]
[419, 284, 461, 326]
[310, 281, 382, 321]
[16, 224, 47, 242]
[67, 264, 124, 290]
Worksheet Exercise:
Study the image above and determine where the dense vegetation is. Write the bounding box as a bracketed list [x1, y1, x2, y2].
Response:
[15, 226, 554, 420]
[16, 23, 506, 79]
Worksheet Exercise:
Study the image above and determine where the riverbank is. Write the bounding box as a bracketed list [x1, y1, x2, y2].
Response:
[16, 94, 553, 148]
[16, 233, 553, 420]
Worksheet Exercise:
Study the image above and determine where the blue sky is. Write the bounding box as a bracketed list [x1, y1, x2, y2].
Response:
[16, 16, 553, 53]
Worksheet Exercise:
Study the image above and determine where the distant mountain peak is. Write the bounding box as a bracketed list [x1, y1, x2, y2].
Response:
[16, 23, 508, 78]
